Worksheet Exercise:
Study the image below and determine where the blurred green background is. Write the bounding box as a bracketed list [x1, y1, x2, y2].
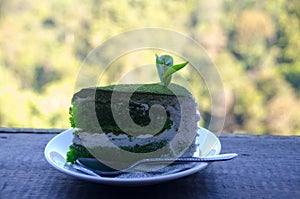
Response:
[0, 0, 299, 135]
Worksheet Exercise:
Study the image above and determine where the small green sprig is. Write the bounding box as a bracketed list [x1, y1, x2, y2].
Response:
[155, 54, 189, 87]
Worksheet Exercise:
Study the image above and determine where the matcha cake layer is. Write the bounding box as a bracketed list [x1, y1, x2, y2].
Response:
[70, 83, 194, 134]
[67, 83, 200, 163]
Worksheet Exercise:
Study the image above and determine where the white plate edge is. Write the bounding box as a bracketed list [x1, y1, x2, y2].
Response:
[44, 127, 221, 185]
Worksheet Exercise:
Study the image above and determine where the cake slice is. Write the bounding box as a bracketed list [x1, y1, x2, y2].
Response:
[66, 55, 200, 167]
[67, 83, 200, 163]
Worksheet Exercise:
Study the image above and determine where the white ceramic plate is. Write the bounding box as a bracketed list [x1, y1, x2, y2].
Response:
[44, 127, 221, 186]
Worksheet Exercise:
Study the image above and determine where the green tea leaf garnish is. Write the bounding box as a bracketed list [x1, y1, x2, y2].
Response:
[155, 54, 188, 86]
[163, 61, 189, 81]
[156, 54, 173, 84]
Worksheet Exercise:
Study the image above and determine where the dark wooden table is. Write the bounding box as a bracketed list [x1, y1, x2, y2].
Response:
[0, 129, 299, 199]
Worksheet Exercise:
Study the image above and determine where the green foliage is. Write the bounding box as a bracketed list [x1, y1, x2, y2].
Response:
[278, 63, 300, 95]
[0, 0, 299, 135]
[156, 54, 189, 86]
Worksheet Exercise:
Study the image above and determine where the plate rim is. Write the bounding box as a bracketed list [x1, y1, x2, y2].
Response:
[44, 127, 221, 186]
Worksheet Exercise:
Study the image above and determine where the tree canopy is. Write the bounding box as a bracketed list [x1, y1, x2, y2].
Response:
[0, 0, 299, 135]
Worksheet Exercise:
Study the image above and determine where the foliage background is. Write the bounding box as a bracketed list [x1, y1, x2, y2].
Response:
[0, 0, 299, 135]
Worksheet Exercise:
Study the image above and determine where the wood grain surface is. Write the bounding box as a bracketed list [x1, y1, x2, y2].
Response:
[0, 131, 299, 199]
